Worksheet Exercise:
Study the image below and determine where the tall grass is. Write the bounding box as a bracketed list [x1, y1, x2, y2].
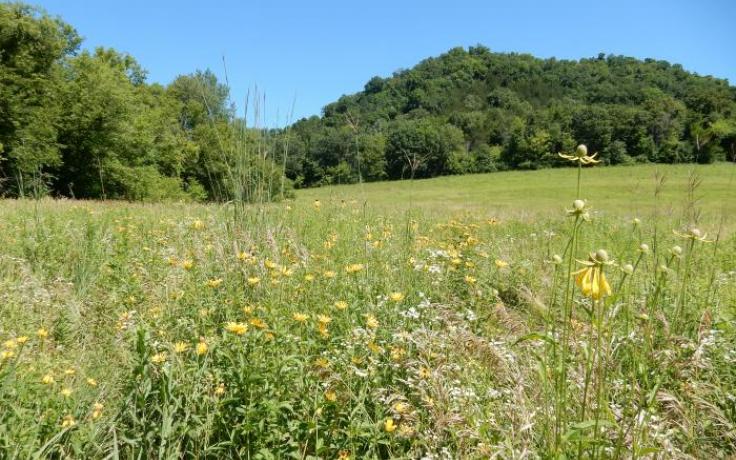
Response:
[0, 161, 734, 458]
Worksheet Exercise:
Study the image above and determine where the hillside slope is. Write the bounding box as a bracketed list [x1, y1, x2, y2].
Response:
[285, 46, 736, 187]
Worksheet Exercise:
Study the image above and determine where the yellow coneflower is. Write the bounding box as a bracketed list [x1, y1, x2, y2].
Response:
[313, 200, 321, 209]
[196, 339, 208, 356]
[674, 227, 713, 243]
[86, 377, 98, 387]
[150, 352, 167, 365]
[494, 259, 509, 269]
[37, 328, 49, 339]
[42, 374, 55, 385]
[325, 390, 337, 402]
[388, 292, 405, 303]
[573, 249, 613, 300]
[323, 270, 336, 279]
[292, 312, 309, 322]
[304, 273, 315, 282]
[384, 418, 397, 433]
[206, 278, 223, 288]
[337, 450, 351, 460]
[464, 275, 477, 285]
[181, 259, 194, 270]
[60, 387, 73, 397]
[214, 383, 226, 396]
[367, 342, 383, 354]
[173, 341, 189, 353]
[249, 318, 267, 329]
[91, 402, 104, 420]
[314, 357, 329, 368]
[61, 415, 76, 428]
[365, 314, 379, 329]
[558, 144, 601, 165]
[0, 350, 14, 360]
[15, 336, 28, 345]
[317, 314, 332, 325]
[334, 300, 348, 310]
[247, 277, 261, 286]
[393, 402, 410, 414]
[345, 263, 364, 274]
[2, 339, 16, 350]
[191, 219, 205, 230]
[225, 322, 248, 335]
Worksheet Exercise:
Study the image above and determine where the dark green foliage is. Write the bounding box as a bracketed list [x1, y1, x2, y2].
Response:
[287, 45, 736, 186]
[0, 4, 290, 201]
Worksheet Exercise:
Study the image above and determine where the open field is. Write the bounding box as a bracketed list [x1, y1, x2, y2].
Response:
[1, 163, 735, 458]
[300, 163, 736, 223]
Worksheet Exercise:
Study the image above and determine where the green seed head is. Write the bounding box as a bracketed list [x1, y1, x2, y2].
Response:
[573, 199, 585, 211]
[595, 249, 609, 263]
[575, 144, 588, 158]
[639, 243, 650, 254]
[622, 263, 634, 275]
[671, 245, 683, 256]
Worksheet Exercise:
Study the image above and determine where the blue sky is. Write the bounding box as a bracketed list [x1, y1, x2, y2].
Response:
[31, 0, 736, 126]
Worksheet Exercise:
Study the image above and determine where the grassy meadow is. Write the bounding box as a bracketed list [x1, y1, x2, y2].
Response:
[1, 163, 735, 458]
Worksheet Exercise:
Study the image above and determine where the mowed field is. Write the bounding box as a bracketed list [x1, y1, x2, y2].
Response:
[300, 163, 736, 224]
[0, 163, 735, 458]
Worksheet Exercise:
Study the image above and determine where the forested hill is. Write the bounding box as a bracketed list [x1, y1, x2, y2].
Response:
[285, 46, 736, 187]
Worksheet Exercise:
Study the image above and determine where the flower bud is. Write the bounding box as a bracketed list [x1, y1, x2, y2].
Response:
[671, 245, 683, 256]
[632, 218, 641, 226]
[573, 199, 585, 211]
[689, 227, 702, 238]
[575, 144, 588, 158]
[622, 263, 634, 275]
[552, 254, 563, 264]
[639, 243, 650, 254]
[595, 249, 609, 263]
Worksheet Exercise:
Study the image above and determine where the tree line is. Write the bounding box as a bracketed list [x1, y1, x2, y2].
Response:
[2, 3, 735, 200]
[1, 3, 287, 201]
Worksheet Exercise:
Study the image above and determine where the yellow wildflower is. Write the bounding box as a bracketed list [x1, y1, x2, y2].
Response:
[42, 374, 55, 385]
[225, 322, 248, 335]
[61, 415, 76, 428]
[558, 144, 601, 164]
[334, 300, 348, 310]
[86, 377, 98, 387]
[573, 249, 613, 300]
[494, 259, 509, 269]
[247, 277, 261, 286]
[292, 312, 309, 323]
[37, 328, 49, 339]
[196, 339, 208, 356]
[365, 314, 379, 329]
[173, 341, 189, 353]
[206, 278, 223, 288]
[345, 263, 364, 274]
[325, 390, 337, 402]
[91, 402, 104, 419]
[389, 292, 405, 303]
[249, 318, 267, 329]
[150, 352, 167, 365]
[384, 418, 397, 433]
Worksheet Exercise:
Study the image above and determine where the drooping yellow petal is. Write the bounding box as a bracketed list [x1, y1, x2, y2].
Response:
[600, 271, 612, 297]
[591, 267, 601, 299]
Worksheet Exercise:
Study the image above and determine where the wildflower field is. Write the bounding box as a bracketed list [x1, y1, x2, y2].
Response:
[1, 161, 735, 458]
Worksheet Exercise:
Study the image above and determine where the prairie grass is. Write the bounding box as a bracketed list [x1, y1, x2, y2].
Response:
[0, 163, 734, 458]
